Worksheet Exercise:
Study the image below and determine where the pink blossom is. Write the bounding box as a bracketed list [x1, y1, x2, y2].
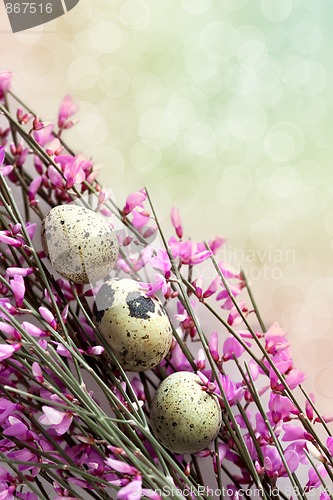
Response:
[0, 163, 13, 176]
[222, 337, 245, 361]
[207, 236, 225, 254]
[28, 177, 42, 206]
[3, 416, 31, 441]
[87, 346, 104, 356]
[0, 323, 17, 338]
[263, 445, 299, 477]
[26, 222, 36, 240]
[0, 231, 23, 248]
[213, 443, 228, 470]
[54, 343, 72, 358]
[98, 190, 106, 205]
[182, 243, 211, 265]
[10, 275, 25, 307]
[131, 377, 145, 401]
[139, 273, 169, 297]
[213, 373, 243, 407]
[105, 457, 137, 476]
[227, 301, 249, 326]
[123, 190, 147, 216]
[216, 283, 244, 310]
[33, 123, 54, 146]
[268, 394, 297, 423]
[32, 116, 44, 131]
[48, 165, 63, 188]
[117, 478, 142, 500]
[208, 331, 219, 362]
[305, 464, 328, 491]
[284, 367, 306, 389]
[320, 493, 330, 500]
[192, 276, 203, 298]
[203, 276, 221, 299]
[171, 207, 183, 239]
[0, 146, 4, 164]
[0, 482, 15, 500]
[150, 249, 171, 277]
[265, 322, 289, 355]
[282, 424, 312, 442]
[0, 71, 12, 99]
[32, 362, 44, 383]
[6, 267, 34, 278]
[133, 246, 153, 272]
[326, 436, 333, 456]
[46, 137, 63, 156]
[17, 493, 38, 500]
[195, 348, 205, 370]
[285, 440, 308, 465]
[175, 302, 196, 338]
[168, 343, 192, 372]
[16, 108, 32, 125]
[197, 371, 216, 393]
[63, 155, 87, 189]
[39, 406, 73, 435]
[305, 393, 315, 421]
[9, 142, 28, 167]
[0, 399, 20, 425]
[58, 95, 79, 130]
[0, 297, 17, 317]
[131, 210, 150, 229]
[0, 343, 20, 361]
[22, 321, 46, 338]
[39, 307, 57, 329]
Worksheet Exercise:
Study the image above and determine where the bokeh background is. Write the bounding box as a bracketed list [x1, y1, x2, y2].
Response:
[1, 0, 333, 413]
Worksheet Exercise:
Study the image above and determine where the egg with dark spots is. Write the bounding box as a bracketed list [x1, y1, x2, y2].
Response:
[93, 278, 173, 371]
[150, 371, 222, 454]
[41, 205, 119, 284]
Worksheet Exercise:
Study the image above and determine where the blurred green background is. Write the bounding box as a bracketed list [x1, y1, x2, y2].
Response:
[1, 0, 333, 410]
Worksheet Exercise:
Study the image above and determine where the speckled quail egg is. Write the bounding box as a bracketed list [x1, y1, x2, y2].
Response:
[93, 278, 173, 371]
[41, 205, 119, 284]
[150, 371, 222, 454]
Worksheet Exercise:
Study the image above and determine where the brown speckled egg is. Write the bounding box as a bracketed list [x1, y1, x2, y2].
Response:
[150, 371, 222, 454]
[41, 205, 119, 284]
[93, 278, 173, 371]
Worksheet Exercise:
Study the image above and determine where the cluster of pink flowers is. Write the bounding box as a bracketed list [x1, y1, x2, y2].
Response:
[0, 71, 333, 500]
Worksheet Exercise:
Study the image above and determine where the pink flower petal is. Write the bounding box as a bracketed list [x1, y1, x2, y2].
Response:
[10, 275, 25, 307]
[105, 457, 137, 476]
[0, 344, 18, 361]
[40, 406, 64, 425]
[123, 190, 146, 215]
[117, 479, 142, 500]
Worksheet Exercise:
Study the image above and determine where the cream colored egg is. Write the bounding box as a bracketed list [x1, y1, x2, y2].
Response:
[150, 371, 222, 454]
[93, 278, 173, 371]
[41, 205, 119, 284]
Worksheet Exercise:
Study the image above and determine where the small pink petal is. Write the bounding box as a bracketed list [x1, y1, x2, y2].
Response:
[40, 406, 64, 425]
[117, 479, 142, 500]
[32, 362, 44, 383]
[105, 457, 137, 476]
[22, 322, 45, 338]
[123, 190, 146, 215]
[6, 267, 34, 278]
[87, 346, 104, 355]
[171, 207, 183, 239]
[0, 344, 18, 361]
[11, 275, 25, 307]
[55, 413, 73, 435]
[39, 307, 57, 329]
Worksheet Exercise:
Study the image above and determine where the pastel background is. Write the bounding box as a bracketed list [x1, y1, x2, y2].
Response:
[1, 0, 333, 412]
